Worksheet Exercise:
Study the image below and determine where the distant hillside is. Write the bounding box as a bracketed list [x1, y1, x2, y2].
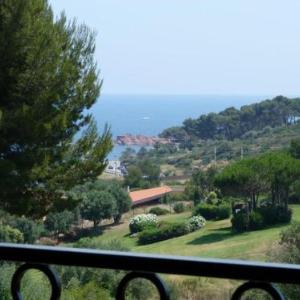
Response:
[160, 96, 300, 142]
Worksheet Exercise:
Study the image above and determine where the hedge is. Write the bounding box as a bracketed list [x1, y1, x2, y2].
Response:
[138, 216, 206, 245]
[148, 207, 169, 216]
[173, 202, 185, 213]
[231, 206, 292, 232]
[193, 204, 231, 220]
[139, 222, 189, 245]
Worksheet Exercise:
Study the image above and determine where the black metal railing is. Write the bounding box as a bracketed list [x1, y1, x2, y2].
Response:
[0, 243, 300, 299]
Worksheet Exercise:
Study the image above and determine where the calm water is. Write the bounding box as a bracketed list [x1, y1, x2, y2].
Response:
[91, 94, 268, 159]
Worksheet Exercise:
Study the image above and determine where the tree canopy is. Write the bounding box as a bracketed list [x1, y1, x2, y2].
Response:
[124, 159, 161, 189]
[70, 180, 131, 225]
[0, 0, 112, 216]
[215, 151, 300, 210]
[160, 96, 300, 143]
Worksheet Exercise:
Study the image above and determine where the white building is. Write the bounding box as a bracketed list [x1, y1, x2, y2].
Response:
[105, 160, 124, 176]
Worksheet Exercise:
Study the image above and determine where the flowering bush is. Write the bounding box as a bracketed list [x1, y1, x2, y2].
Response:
[129, 214, 158, 234]
[138, 216, 206, 245]
[185, 216, 206, 232]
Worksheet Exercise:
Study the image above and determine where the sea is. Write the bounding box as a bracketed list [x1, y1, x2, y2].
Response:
[91, 94, 269, 159]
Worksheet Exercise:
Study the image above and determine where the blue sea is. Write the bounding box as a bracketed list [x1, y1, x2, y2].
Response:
[91, 94, 269, 159]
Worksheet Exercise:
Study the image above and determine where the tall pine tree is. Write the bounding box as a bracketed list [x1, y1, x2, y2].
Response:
[0, 0, 112, 216]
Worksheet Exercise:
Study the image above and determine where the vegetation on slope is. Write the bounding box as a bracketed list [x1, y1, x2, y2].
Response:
[82, 205, 300, 261]
[160, 96, 300, 142]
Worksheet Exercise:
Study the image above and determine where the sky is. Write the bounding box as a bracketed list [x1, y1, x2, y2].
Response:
[49, 0, 300, 96]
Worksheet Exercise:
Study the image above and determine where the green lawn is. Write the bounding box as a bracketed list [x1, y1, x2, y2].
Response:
[82, 205, 300, 262]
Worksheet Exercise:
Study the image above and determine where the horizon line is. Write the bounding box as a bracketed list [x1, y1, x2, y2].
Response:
[100, 92, 300, 98]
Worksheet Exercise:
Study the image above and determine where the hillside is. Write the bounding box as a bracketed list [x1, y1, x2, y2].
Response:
[160, 96, 300, 142]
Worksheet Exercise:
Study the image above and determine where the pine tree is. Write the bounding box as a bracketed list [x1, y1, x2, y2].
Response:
[0, 0, 112, 216]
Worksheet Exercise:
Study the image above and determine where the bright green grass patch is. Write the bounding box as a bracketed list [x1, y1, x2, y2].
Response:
[76, 205, 300, 262]
[134, 205, 300, 261]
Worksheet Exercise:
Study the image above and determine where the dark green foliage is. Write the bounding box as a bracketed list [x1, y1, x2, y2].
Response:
[163, 96, 300, 142]
[185, 167, 217, 205]
[56, 239, 130, 299]
[215, 152, 300, 212]
[120, 147, 136, 164]
[80, 191, 116, 227]
[0, 225, 23, 243]
[159, 126, 189, 143]
[193, 204, 231, 220]
[148, 207, 169, 215]
[215, 157, 268, 210]
[167, 192, 187, 202]
[71, 180, 130, 225]
[290, 138, 300, 159]
[258, 206, 292, 225]
[288, 193, 300, 204]
[137, 146, 148, 159]
[259, 152, 300, 209]
[269, 222, 300, 299]
[258, 207, 280, 226]
[173, 202, 185, 213]
[124, 159, 160, 189]
[138, 222, 189, 245]
[0, 0, 112, 216]
[123, 165, 143, 188]
[8, 217, 43, 243]
[44, 210, 75, 235]
[232, 207, 292, 232]
[139, 217, 206, 245]
[248, 211, 264, 230]
[106, 181, 131, 223]
[125, 278, 161, 300]
[231, 212, 249, 232]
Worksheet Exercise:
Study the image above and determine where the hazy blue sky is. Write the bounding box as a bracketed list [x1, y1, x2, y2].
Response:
[50, 1, 300, 96]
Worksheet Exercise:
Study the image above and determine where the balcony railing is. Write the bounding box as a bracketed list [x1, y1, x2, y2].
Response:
[0, 243, 300, 299]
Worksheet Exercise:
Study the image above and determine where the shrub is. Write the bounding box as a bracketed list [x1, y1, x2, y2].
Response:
[258, 207, 277, 225]
[186, 216, 206, 232]
[206, 191, 218, 204]
[168, 192, 188, 202]
[173, 202, 185, 213]
[232, 206, 292, 232]
[9, 217, 43, 244]
[148, 207, 169, 216]
[217, 205, 231, 220]
[193, 204, 230, 220]
[138, 222, 189, 245]
[258, 206, 292, 225]
[288, 193, 300, 204]
[249, 211, 264, 230]
[0, 225, 23, 243]
[129, 214, 158, 234]
[231, 212, 249, 232]
[277, 207, 292, 223]
[45, 210, 75, 236]
[139, 217, 206, 245]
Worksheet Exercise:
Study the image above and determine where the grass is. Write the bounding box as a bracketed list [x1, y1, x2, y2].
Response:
[77, 205, 300, 262]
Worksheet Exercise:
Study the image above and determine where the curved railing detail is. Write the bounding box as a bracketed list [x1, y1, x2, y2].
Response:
[11, 263, 61, 300]
[0, 243, 299, 299]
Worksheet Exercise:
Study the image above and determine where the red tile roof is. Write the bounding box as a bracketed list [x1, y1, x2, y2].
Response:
[129, 186, 172, 205]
